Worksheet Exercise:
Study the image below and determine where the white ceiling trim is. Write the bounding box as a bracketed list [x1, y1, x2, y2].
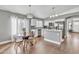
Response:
[0, 5, 78, 19]
[58, 7, 79, 16]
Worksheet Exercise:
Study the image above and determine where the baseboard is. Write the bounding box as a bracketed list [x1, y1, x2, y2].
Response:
[0, 40, 12, 45]
[0, 39, 23, 45]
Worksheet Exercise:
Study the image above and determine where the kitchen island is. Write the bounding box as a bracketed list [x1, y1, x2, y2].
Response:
[42, 29, 63, 45]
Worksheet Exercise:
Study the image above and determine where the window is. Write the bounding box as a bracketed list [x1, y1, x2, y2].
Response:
[73, 21, 79, 32]
[11, 16, 17, 36]
[11, 16, 29, 36]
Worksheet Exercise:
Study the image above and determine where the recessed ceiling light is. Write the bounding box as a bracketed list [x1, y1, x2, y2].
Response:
[50, 16, 52, 18]
[55, 14, 58, 17]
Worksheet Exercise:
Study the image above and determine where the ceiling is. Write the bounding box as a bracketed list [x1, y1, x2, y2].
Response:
[0, 5, 78, 19]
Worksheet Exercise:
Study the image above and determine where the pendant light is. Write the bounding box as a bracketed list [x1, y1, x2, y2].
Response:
[50, 7, 58, 18]
[27, 5, 33, 19]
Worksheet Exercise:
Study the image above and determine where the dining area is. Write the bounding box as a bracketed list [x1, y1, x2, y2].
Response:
[12, 28, 39, 54]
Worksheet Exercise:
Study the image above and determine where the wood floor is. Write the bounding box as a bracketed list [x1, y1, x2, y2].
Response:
[0, 33, 79, 54]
